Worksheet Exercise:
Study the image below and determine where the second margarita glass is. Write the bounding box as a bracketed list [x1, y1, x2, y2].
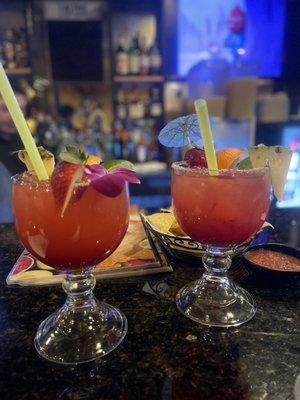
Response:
[172, 163, 271, 327]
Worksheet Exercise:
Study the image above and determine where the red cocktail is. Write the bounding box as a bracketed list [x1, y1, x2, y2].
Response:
[11, 157, 139, 365]
[172, 162, 271, 327]
[13, 174, 129, 271]
[172, 165, 271, 247]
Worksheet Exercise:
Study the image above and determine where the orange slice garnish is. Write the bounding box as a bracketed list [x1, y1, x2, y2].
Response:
[86, 154, 101, 166]
[216, 148, 243, 169]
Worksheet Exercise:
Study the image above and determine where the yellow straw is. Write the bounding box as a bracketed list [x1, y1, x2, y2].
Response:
[0, 63, 48, 180]
[194, 98, 218, 175]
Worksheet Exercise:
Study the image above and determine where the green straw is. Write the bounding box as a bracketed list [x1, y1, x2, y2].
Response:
[0, 63, 48, 180]
[194, 99, 218, 175]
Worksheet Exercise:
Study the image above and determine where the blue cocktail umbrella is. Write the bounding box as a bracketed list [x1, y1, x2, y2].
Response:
[158, 114, 202, 148]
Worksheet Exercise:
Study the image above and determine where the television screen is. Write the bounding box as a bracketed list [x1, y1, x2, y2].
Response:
[178, 0, 286, 78]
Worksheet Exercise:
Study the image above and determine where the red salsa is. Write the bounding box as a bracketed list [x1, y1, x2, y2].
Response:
[246, 249, 300, 272]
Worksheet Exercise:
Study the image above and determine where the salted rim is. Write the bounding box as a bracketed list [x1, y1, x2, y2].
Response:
[171, 161, 269, 177]
[11, 172, 91, 189]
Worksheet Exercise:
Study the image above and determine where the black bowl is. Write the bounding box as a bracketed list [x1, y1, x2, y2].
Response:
[242, 243, 300, 275]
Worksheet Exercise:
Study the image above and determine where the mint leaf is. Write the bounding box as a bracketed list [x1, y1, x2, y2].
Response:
[60, 146, 87, 165]
[103, 159, 135, 171]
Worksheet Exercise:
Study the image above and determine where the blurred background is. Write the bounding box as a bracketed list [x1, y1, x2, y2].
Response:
[0, 0, 300, 221]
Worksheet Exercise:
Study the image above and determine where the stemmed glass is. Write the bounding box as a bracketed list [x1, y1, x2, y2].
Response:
[172, 162, 271, 327]
[12, 173, 130, 364]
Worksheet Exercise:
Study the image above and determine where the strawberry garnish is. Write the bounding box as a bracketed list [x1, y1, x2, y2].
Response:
[184, 147, 207, 168]
[51, 162, 84, 217]
[50, 146, 140, 214]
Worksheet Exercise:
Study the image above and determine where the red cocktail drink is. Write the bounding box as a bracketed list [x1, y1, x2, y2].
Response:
[11, 161, 138, 365]
[172, 162, 271, 328]
[172, 164, 271, 247]
[12, 174, 129, 271]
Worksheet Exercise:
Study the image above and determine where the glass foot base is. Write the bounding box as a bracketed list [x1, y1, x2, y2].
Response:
[176, 276, 256, 328]
[34, 300, 127, 365]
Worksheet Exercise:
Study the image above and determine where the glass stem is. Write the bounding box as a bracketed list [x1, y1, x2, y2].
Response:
[202, 248, 232, 281]
[62, 268, 96, 308]
[201, 248, 237, 306]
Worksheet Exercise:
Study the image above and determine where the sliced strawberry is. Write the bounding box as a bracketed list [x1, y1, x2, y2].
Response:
[50, 162, 84, 216]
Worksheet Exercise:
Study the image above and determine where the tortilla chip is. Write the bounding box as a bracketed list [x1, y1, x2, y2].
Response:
[11, 270, 53, 282]
[139, 239, 151, 249]
[98, 259, 124, 269]
[160, 207, 172, 213]
[169, 220, 187, 237]
[146, 212, 175, 234]
[261, 221, 274, 230]
[36, 260, 54, 270]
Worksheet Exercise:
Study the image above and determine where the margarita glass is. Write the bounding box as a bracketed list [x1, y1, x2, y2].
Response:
[12, 173, 130, 364]
[172, 162, 271, 327]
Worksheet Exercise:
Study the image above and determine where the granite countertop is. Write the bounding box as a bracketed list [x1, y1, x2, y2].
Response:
[0, 208, 299, 400]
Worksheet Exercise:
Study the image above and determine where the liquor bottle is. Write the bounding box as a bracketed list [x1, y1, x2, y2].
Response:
[113, 122, 124, 158]
[136, 124, 149, 163]
[123, 136, 135, 161]
[127, 90, 136, 119]
[128, 33, 140, 75]
[0, 40, 4, 67]
[149, 88, 163, 117]
[102, 130, 114, 160]
[139, 36, 149, 75]
[115, 37, 129, 76]
[135, 99, 146, 119]
[128, 89, 146, 120]
[4, 29, 16, 69]
[136, 143, 148, 163]
[116, 90, 127, 120]
[15, 28, 29, 68]
[149, 137, 159, 160]
[127, 89, 137, 119]
[149, 40, 162, 74]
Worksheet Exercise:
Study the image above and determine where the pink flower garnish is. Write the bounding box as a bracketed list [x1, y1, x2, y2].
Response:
[84, 164, 140, 197]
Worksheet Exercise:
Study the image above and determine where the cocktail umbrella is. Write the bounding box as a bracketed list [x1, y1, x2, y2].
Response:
[158, 114, 202, 148]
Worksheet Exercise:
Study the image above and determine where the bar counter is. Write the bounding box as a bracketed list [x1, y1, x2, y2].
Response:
[0, 208, 299, 400]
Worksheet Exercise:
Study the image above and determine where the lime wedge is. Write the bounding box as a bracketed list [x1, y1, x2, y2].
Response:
[103, 159, 135, 170]
[237, 156, 253, 170]
[249, 145, 292, 200]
